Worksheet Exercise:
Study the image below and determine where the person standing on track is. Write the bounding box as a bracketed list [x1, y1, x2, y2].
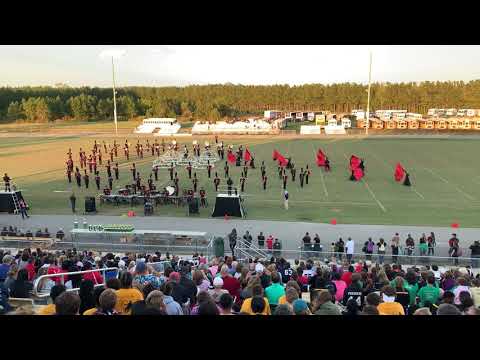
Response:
[224, 162, 229, 179]
[83, 170, 89, 189]
[299, 168, 305, 188]
[70, 192, 76, 213]
[262, 174, 267, 191]
[305, 165, 311, 185]
[214, 173, 220, 192]
[95, 172, 101, 190]
[283, 190, 289, 210]
[187, 162, 192, 179]
[114, 163, 120, 180]
[131, 163, 137, 181]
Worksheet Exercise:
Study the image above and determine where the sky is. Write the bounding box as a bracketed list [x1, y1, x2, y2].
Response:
[0, 45, 479, 87]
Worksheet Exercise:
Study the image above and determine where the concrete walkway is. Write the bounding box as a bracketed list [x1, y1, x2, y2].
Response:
[1, 214, 479, 257]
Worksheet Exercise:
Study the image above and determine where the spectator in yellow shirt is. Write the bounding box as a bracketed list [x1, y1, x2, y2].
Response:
[115, 271, 144, 315]
[37, 285, 66, 315]
[240, 285, 271, 315]
[377, 286, 405, 315]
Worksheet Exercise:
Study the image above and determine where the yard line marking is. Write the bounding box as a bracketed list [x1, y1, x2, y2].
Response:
[247, 199, 378, 206]
[362, 180, 387, 212]
[424, 167, 475, 200]
[341, 152, 386, 212]
[309, 143, 328, 197]
[413, 188, 425, 199]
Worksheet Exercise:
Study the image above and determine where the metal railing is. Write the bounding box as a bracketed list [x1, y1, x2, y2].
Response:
[234, 247, 480, 268]
[235, 238, 270, 259]
[33, 267, 118, 298]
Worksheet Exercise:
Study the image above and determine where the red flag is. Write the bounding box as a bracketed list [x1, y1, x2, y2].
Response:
[244, 148, 251, 162]
[273, 149, 279, 160]
[330, 219, 337, 225]
[316, 149, 326, 167]
[350, 155, 361, 170]
[451, 223, 459, 228]
[277, 154, 288, 167]
[227, 151, 236, 164]
[394, 163, 405, 182]
[353, 167, 364, 181]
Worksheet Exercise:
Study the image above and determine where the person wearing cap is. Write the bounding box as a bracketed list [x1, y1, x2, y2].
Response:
[292, 299, 311, 315]
[208, 277, 229, 303]
[133, 261, 162, 289]
[312, 289, 341, 315]
[170, 265, 197, 307]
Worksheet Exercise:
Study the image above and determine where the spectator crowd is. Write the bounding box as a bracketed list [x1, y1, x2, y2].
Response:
[1, 245, 479, 316]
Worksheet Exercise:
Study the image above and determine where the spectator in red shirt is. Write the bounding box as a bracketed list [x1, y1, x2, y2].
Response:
[341, 265, 354, 287]
[220, 264, 241, 305]
[25, 258, 36, 282]
[82, 261, 103, 285]
[266, 235, 274, 250]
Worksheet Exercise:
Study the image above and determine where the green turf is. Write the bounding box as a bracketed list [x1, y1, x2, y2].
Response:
[5, 135, 480, 227]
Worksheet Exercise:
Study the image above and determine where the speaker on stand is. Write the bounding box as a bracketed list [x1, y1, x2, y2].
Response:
[84, 196, 97, 214]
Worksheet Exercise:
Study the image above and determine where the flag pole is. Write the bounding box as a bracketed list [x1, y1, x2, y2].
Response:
[112, 56, 118, 137]
[366, 51, 372, 136]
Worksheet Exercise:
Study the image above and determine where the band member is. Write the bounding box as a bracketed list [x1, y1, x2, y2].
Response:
[214, 173, 220, 192]
[124, 145, 129, 160]
[262, 175, 267, 190]
[261, 161, 266, 178]
[192, 173, 198, 193]
[131, 163, 137, 181]
[250, 157, 255, 169]
[186, 162, 192, 179]
[359, 160, 365, 172]
[94, 140, 98, 152]
[139, 144, 144, 159]
[98, 150, 102, 165]
[95, 172, 101, 190]
[103, 141, 107, 153]
[87, 155, 93, 173]
[199, 188, 207, 207]
[224, 162, 229, 178]
[110, 149, 114, 162]
[403, 172, 411, 186]
[169, 163, 174, 181]
[299, 168, 305, 188]
[282, 174, 288, 190]
[79, 148, 84, 169]
[161, 139, 165, 153]
[83, 170, 89, 189]
[66, 169, 72, 183]
[350, 170, 356, 181]
[240, 176, 246, 193]
[235, 154, 241, 167]
[106, 162, 112, 178]
[75, 169, 82, 187]
[174, 173, 179, 189]
[148, 175, 154, 191]
[278, 166, 283, 179]
[215, 135, 218, 144]
[3, 173, 11, 192]
[108, 174, 113, 190]
[67, 148, 72, 158]
[325, 157, 331, 171]
[136, 172, 142, 189]
[92, 156, 97, 174]
[243, 165, 248, 178]
[113, 163, 119, 180]
[291, 166, 296, 182]
[306, 165, 311, 185]
[207, 161, 212, 178]
[136, 141, 140, 157]
[226, 177, 233, 196]
[238, 145, 243, 159]
[155, 141, 160, 156]
[220, 143, 225, 160]
[183, 144, 189, 159]
[153, 166, 158, 181]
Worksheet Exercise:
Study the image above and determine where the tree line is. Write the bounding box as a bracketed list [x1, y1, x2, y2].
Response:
[2, 80, 480, 123]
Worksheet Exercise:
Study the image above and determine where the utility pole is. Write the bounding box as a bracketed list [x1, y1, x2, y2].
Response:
[366, 51, 372, 136]
[112, 56, 118, 137]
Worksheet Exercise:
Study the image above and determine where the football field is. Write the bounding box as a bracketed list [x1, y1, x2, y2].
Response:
[2, 134, 480, 227]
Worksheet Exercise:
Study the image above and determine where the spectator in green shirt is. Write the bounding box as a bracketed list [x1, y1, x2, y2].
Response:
[417, 275, 441, 307]
[265, 272, 285, 305]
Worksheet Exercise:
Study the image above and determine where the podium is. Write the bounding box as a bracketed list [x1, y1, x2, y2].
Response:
[0, 191, 27, 214]
[211, 194, 245, 218]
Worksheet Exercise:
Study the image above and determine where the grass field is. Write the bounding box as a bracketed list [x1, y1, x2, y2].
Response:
[2, 132, 480, 227]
